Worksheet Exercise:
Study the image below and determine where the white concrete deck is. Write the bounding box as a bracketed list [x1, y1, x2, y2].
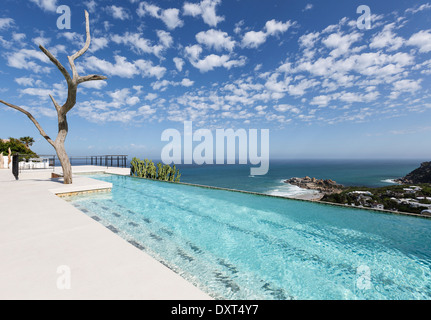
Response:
[0, 166, 211, 300]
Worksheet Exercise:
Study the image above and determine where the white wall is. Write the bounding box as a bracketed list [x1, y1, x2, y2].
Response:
[1, 156, 10, 169]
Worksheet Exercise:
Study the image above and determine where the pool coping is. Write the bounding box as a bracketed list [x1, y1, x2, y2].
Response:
[0, 167, 212, 300]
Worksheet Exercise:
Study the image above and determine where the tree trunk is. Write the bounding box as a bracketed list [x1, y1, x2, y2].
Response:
[55, 144, 72, 184]
[55, 113, 72, 184]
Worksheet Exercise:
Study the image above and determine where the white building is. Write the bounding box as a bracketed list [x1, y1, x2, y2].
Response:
[350, 191, 373, 196]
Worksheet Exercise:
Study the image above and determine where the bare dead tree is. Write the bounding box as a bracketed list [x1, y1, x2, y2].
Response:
[0, 11, 107, 184]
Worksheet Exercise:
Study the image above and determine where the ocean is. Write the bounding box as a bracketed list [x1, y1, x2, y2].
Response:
[67, 158, 424, 198]
[175, 159, 424, 198]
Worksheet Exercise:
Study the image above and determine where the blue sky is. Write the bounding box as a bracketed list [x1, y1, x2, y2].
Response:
[0, 0, 431, 160]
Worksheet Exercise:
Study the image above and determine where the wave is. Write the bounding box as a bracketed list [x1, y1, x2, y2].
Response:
[266, 183, 320, 198]
[381, 179, 399, 184]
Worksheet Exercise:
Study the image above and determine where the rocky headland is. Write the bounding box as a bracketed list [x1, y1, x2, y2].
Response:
[395, 161, 431, 184]
[284, 176, 344, 194]
[283, 162, 431, 216]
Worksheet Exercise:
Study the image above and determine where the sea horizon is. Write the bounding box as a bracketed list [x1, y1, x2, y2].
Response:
[61, 157, 428, 198]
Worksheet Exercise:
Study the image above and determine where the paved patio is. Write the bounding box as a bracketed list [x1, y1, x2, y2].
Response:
[0, 166, 211, 300]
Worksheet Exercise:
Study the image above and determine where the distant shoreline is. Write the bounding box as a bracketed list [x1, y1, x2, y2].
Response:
[287, 192, 324, 201]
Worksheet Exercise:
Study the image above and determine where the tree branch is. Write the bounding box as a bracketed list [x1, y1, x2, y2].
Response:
[39, 45, 71, 84]
[77, 74, 108, 84]
[0, 100, 55, 147]
[49, 94, 61, 112]
[68, 10, 91, 80]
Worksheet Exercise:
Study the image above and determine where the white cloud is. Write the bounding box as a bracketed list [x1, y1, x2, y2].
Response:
[151, 78, 194, 91]
[160, 8, 184, 29]
[29, 0, 57, 12]
[20, 82, 67, 102]
[223, 56, 247, 69]
[299, 32, 320, 48]
[337, 91, 379, 104]
[127, 97, 140, 106]
[322, 32, 362, 57]
[12, 33, 26, 42]
[151, 80, 170, 91]
[370, 23, 404, 51]
[111, 31, 171, 57]
[310, 95, 331, 107]
[0, 36, 11, 49]
[24, 106, 57, 118]
[90, 37, 109, 52]
[76, 98, 157, 123]
[265, 20, 294, 36]
[109, 88, 140, 107]
[7, 49, 51, 73]
[393, 79, 422, 92]
[15, 77, 34, 86]
[173, 57, 185, 71]
[287, 79, 318, 97]
[83, 55, 166, 80]
[14, 77, 45, 87]
[138, 105, 156, 116]
[196, 29, 235, 51]
[274, 104, 300, 113]
[185, 44, 203, 61]
[145, 93, 158, 101]
[137, 2, 183, 30]
[185, 45, 246, 72]
[107, 5, 130, 20]
[0, 18, 13, 30]
[265, 73, 288, 93]
[181, 78, 194, 87]
[299, 32, 320, 59]
[183, 0, 224, 27]
[406, 3, 431, 14]
[84, 0, 97, 13]
[242, 31, 267, 48]
[134, 59, 167, 79]
[157, 30, 173, 48]
[80, 81, 107, 90]
[234, 20, 244, 34]
[407, 29, 431, 53]
[32, 36, 50, 47]
[191, 54, 230, 72]
[242, 19, 294, 48]
[58, 32, 84, 48]
[303, 4, 313, 11]
[84, 55, 139, 78]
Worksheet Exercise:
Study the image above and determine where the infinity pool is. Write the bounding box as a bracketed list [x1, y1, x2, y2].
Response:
[64, 174, 431, 299]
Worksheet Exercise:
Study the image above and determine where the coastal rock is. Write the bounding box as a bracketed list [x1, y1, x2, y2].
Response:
[395, 161, 431, 184]
[284, 177, 344, 194]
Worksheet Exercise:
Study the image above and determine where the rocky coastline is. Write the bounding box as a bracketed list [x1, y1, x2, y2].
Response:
[282, 162, 431, 216]
[284, 176, 344, 195]
[395, 161, 431, 184]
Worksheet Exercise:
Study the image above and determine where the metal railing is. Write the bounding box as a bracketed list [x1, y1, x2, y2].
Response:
[74, 155, 128, 168]
[17, 154, 128, 171]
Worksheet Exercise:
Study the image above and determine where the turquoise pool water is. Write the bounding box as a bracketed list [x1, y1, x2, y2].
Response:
[65, 174, 431, 300]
